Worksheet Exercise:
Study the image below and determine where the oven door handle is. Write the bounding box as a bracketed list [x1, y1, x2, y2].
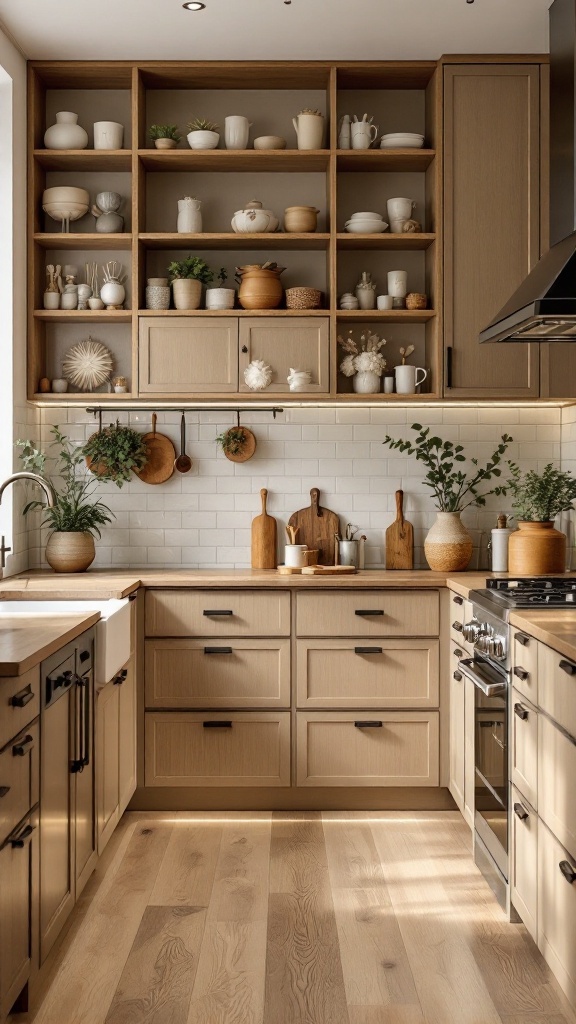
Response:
[457, 658, 507, 697]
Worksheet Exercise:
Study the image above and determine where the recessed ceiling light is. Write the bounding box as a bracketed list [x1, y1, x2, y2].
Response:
[183, 2, 205, 10]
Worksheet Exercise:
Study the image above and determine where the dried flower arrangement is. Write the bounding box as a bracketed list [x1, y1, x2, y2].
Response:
[399, 344, 415, 364]
[338, 330, 387, 377]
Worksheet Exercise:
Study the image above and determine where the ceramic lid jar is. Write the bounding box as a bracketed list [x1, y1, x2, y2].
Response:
[231, 199, 279, 233]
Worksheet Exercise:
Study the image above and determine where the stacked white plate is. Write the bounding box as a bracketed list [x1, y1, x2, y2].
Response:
[380, 132, 425, 150]
[345, 211, 389, 234]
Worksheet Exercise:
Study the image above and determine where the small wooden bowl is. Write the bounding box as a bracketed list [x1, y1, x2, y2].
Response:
[405, 292, 428, 310]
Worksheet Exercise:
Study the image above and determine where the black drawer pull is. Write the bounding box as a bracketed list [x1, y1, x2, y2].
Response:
[354, 609, 384, 616]
[516, 633, 530, 647]
[453, 595, 463, 606]
[204, 646, 233, 655]
[514, 802, 529, 821]
[560, 860, 576, 884]
[453, 671, 463, 681]
[203, 721, 232, 729]
[113, 669, 128, 686]
[12, 735, 34, 757]
[452, 621, 464, 632]
[514, 703, 529, 721]
[9, 686, 34, 708]
[10, 823, 35, 849]
[354, 720, 383, 728]
[0, 786, 10, 798]
[79, 649, 90, 663]
[453, 648, 463, 658]
[559, 659, 576, 676]
[203, 610, 233, 616]
[354, 647, 383, 655]
[513, 666, 529, 682]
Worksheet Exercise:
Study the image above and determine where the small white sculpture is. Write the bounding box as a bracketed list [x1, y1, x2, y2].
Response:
[244, 359, 273, 391]
[287, 368, 312, 391]
[62, 337, 114, 391]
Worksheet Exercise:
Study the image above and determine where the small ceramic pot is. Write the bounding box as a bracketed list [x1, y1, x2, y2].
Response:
[88, 297, 104, 310]
[177, 197, 202, 233]
[43, 291, 60, 310]
[51, 378, 68, 393]
[224, 115, 252, 150]
[155, 138, 177, 149]
[44, 111, 88, 150]
[377, 295, 393, 310]
[206, 287, 235, 310]
[284, 206, 319, 233]
[508, 522, 567, 575]
[46, 531, 95, 573]
[100, 279, 125, 308]
[93, 121, 124, 149]
[146, 278, 170, 310]
[285, 544, 307, 568]
[172, 278, 202, 310]
[353, 371, 381, 394]
[61, 291, 78, 311]
[232, 209, 272, 233]
[424, 512, 473, 572]
[187, 130, 219, 150]
[356, 287, 376, 310]
[254, 136, 286, 150]
[237, 266, 283, 310]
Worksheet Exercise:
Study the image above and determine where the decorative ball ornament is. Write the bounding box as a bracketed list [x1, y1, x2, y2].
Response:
[62, 337, 114, 391]
[243, 359, 273, 391]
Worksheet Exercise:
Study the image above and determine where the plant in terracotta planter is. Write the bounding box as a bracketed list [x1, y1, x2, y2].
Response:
[83, 421, 148, 487]
[168, 255, 214, 310]
[148, 124, 181, 149]
[16, 428, 113, 573]
[383, 424, 512, 571]
[505, 462, 576, 574]
[187, 117, 220, 150]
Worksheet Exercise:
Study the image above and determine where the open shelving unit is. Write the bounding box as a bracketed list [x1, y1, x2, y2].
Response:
[28, 60, 443, 403]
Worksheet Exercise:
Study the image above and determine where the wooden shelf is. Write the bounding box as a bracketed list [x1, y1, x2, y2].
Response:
[34, 310, 132, 323]
[138, 308, 329, 317]
[138, 149, 330, 172]
[336, 232, 435, 250]
[33, 149, 132, 171]
[33, 233, 133, 251]
[337, 309, 435, 323]
[33, 392, 135, 402]
[334, 391, 439, 401]
[337, 149, 435, 172]
[139, 232, 330, 251]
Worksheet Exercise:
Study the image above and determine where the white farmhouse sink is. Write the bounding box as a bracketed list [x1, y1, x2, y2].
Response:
[0, 598, 131, 683]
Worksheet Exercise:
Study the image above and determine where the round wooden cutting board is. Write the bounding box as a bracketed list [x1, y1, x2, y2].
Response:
[135, 413, 175, 485]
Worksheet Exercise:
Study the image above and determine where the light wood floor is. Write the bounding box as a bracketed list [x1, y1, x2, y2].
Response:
[17, 811, 576, 1024]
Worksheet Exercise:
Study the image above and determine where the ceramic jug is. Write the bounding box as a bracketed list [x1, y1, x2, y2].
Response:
[292, 112, 324, 150]
[177, 197, 202, 233]
[394, 364, 427, 394]
[351, 122, 378, 149]
[224, 115, 252, 150]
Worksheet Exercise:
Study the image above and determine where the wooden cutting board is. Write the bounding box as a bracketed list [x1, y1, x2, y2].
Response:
[135, 414, 175, 486]
[301, 565, 357, 575]
[385, 489, 414, 569]
[251, 488, 277, 569]
[288, 488, 339, 565]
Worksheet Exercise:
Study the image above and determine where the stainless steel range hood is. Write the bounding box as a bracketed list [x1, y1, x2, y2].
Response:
[481, 0, 576, 343]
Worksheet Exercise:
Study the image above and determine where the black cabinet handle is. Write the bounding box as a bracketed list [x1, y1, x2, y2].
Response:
[10, 823, 35, 849]
[204, 646, 233, 655]
[514, 802, 529, 821]
[203, 720, 232, 728]
[113, 669, 128, 686]
[354, 609, 384, 616]
[452, 621, 464, 632]
[514, 703, 529, 721]
[0, 786, 10, 798]
[446, 345, 453, 389]
[203, 609, 233, 616]
[354, 720, 383, 728]
[559, 659, 576, 676]
[12, 734, 34, 757]
[79, 649, 90, 663]
[516, 633, 530, 647]
[453, 671, 463, 681]
[453, 648, 463, 658]
[9, 686, 34, 708]
[453, 595, 463, 606]
[560, 860, 576, 884]
[513, 666, 529, 681]
[354, 647, 383, 655]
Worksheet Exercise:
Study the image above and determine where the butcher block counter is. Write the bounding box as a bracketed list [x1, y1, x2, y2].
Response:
[0, 611, 100, 675]
[509, 608, 576, 663]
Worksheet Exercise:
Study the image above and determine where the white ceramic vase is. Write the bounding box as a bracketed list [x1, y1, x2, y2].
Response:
[43, 291, 60, 310]
[172, 278, 202, 310]
[46, 532, 95, 573]
[93, 121, 124, 149]
[424, 512, 473, 572]
[353, 371, 381, 394]
[100, 279, 125, 308]
[224, 115, 251, 150]
[356, 287, 376, 310]
[292, 112, 324, 150]
[44, 111, 88, 150]
[177, 197, 202, 233]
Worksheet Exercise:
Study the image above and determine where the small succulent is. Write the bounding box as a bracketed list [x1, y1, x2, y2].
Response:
[187, 118, 219, 133]
[149, 124, 181, 142]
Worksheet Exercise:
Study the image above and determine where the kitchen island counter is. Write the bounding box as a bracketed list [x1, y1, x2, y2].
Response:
[0, 611, 100, 675]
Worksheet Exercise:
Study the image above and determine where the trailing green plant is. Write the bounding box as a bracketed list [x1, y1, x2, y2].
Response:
[15, 428, 113, 537]
[505, 462, 576, 522]
[82, 421, 148, 488]
[148, 123, 181, 142]
[167, 255, 214, 284]
[217, 267, 228, 286]
[216, 427, 249, 456]
[383, 423, 512, 512]
[187, 118, 219, 133]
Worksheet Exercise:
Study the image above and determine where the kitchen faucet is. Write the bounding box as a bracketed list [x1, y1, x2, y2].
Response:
[0, 472, 57, 572]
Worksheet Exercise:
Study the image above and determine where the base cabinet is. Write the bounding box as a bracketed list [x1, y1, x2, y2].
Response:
[511, 787, 538, 942]
[538, 820, 576, 1007]
[0, 812, 38, 1022]
[96, 658, 137, 856]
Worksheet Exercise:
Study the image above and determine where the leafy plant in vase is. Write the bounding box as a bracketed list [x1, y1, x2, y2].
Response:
[16, 428, 114, 573]
[383, 424, 512, 571]
[505, 462, 576, 574]
[167, 255, 214, 310]
[187, 118, 220, 150]
[338, 330, 387, 393]
[206, 267, 235, 310]
[149, 124, 181, 150]
[83, 421, 149, 487]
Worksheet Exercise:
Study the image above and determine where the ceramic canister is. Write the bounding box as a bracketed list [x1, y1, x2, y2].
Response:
[285, 544, 307, 568]
[224, 115, 251, 150]
[177, 197, 202, 233]
[44, 112, 88, 150]
[146, 277, 170, 310]
[93, 121, 124, 149]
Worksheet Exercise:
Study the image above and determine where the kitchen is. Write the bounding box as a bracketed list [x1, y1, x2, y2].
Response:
[3, 0, 576, 1022]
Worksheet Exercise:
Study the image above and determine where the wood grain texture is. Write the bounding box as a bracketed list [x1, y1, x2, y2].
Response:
[386, 491, 414, 571]
[251, 489, 278, 571]
[0, 613, 100, 676]
[288, 489, 340, 566]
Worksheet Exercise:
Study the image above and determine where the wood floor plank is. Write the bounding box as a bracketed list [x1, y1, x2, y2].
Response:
[149, 823, 223, 906]
[265, 813, 350, 1024]
[348, 1007, 429, 1024]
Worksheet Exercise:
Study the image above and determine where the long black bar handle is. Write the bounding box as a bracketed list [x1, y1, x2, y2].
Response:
[514, 703, 529, 721]
[354, 647, 383, 655]
[354, 610, 384, 616]
[203, 610, 233, 617]
[515, 633, 531, 647]
[83, 677, 90, 768]
[354, 720, 383, 728]
[9, 687, 34, 708]
[204, 647, 233, 655]
[560, 860, 576, 884]
[446, 346, 453, 389]
[203, 721, 233, 729]
[559, 659, 576, 676]
[452, 595, 463, 606]
[71, 676, 86, 773]
[513, 666, 529, 681]
[514, 802, 529, 821]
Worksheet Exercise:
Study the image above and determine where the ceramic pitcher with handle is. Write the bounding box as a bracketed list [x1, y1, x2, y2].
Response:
[292, 112, 324, 150]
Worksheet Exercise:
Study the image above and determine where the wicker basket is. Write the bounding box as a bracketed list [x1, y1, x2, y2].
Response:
[285, 287, 322, 310]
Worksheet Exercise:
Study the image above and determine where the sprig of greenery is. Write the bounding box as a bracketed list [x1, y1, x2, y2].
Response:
[168, 255, 214, 284]
[187, 118, 219, 133]
[216, 427, 248, 456]
[148, 123, 181, 142]
[83, 421, 148, 488]
[217, 267, 228, 286]
[506, 462, 576, 521]
[383, 423, 512, 512]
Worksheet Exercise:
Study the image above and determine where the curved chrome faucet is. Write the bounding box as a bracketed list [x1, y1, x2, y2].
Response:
[0, 472, 57, 508]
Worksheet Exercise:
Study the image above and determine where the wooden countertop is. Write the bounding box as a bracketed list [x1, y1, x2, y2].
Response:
[0, 612, 100, 676]
[0, 572, 141, 600]
[509, 609, 576, 663]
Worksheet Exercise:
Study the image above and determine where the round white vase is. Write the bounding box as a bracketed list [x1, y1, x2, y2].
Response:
[424, 511, 473, 572]
[177, 198, 202, 233]
[44, 111, 88, 150]
[100, 279, 125, 308]
[353, 371, 381, 394]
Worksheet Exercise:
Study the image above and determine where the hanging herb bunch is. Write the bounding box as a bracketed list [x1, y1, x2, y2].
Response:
[216, 423, 257, 463]
[83, 420, 149, 487]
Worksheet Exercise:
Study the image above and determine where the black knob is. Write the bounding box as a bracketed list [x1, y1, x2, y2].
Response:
[241, 345, 248, 353]
[453, 595, 463, 606]
[453, 648, 463, 657]
[516, 633, 530, 647]
[514, 802, 529, 821]
[560, 860, 576, 884]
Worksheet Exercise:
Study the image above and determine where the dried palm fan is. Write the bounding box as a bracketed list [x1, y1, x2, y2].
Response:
[62, 336, 114, 391]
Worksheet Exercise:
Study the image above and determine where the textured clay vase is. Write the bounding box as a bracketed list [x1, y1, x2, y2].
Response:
[46, 532, 95, 573]
[237, 266, 283, 310]
[508, 521, 566, 575]
[146, 278, 170, 310]
[424, 512, 473, 572]
[44, 111, 88, 150]
[172, 278, 202, 310]
[353, 371, 381, 394]
[177, 197, 202, 233]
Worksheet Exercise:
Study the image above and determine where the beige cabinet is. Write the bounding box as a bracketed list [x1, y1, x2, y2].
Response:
[0, 722, 39, 847]
[0, 667, 39, 752]
[538, 713, 576, 860]
[139, 317, 239, 394]
[511, 787, 538, 943]
[239, 317, 330, 394]
[449, 644, 465, 814]
[538, 820, 576, 1008]
[538, 643, 576, 739]
[146, 588, 290, 638]
[443, 64, 541, 397]
[511, 628, 539, 704]
[511, 689, 538, 810]
[296, 590, 439, 638]
[0, 811, 38, 1022]
[96, 659, 137, 856]
[118, 658, 137, 816]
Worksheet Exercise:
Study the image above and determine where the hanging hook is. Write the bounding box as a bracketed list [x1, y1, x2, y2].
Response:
[236, 409, 240, 429]
[98, 410, 103, 433]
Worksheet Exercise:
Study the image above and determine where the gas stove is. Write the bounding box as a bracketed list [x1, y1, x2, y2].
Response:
[482, 577, 576, 609]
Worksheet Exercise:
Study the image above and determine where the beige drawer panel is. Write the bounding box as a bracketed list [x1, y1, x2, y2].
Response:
[296, 711, 439, 787]
[296, 639, 439, 709]
[146, 589, 290, 637]
[145, 638, 290, 709]
[296, 590, 439, 638]
[538, 820, 576, 1007]
[145, 712, 290, 787]
[538, 644, 576, 737]
[511, 628, 538, 704]
[511, 787, 537, 942]
[0, 721, 39, 847]
[511, 689, 538, 810]
[538, 714, 576, 857]
[0, 668, 40, 751]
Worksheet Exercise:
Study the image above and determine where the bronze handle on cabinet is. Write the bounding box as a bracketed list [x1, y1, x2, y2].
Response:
[354, 609, 384, 616]
[204, 647, 233, 655]
[452, 621, 464, 632]
[453, 671, 463, 681]
[12, 735, 34, 757]
[559, 659, 576, 676]
[514, 703, 529, 721]
[113, 669, 128, 686]
[203, 721, 232, 728]
[515, 633, 530, 647]
[354, 647, 383, 655]
[452, 595, 463, 606]
[9, 686, 34, 708]
[513, 802, 529, 821]
[513, 666, 529, 681]
[9, 823, 35, 849]
[354, 720, 383, 728]
[560, 860, 576, 884]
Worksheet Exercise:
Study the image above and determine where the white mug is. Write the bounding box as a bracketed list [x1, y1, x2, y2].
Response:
[387, 197, 415, 224]
[93, 120, 124, 149]
[377, 294, 393, 310]
[387, 270, 408, 297]
[394, 364, 427, 394]
[285, 544, 307, 567]
[224, 115, 252, 150]
[351, 122, 378, 150]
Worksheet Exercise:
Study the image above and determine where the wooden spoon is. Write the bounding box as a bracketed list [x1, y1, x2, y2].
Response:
[174, 413, 192, 473]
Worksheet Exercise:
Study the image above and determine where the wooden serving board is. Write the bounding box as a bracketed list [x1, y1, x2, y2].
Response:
[251, 488, 277, 569]
[301, 565, 357, 575]
[385, 489, 414, 570]
[288, 488, 339, 565]
[135, 414, 175, 485]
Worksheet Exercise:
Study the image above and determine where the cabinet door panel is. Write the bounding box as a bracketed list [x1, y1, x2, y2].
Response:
[449, 644, 465, 814]
[118, 658, 137, 815]
[0, 812, 37, 1021]
[96, 680, 120, 855]
[139, 317, 239, 393]
[444, 65, 540, 396]
[239, 317, 329, 393]
[511, 787, 537, 942]
[538, 820, 576, 1007]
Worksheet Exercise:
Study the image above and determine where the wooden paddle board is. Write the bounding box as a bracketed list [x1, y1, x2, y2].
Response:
[135, 413, 175, 485]
[251, 488, 277, 569]
[288, 488, 340, 565]
[385, 489, 414, 569]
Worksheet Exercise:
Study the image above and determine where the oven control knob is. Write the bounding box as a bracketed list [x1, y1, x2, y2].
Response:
[463, 620, 480, 642]
[494, 639, 504, 659]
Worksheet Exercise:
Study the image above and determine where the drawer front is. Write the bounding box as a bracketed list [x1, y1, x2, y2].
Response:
[538, 644, 576, 737]
[538, 714, 576, 858]
[511, 629, 538, 704]
[145, 712, 290, 787]
[296, 711, 439, 787]
[145, 589, 290, 638]
[296, 639, 439, 709]
[296, 590, 439, 638]
[0, 721, 39, 847]
[0, 667, 40, 751]
[511, 787, 537, 942]
[538, 820, 576, 1007]
[511, 688, 538, 810]
[145, 639, 290, 709]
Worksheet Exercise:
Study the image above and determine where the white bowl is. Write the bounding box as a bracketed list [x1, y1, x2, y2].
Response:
[187, 130, 220, 150]
[349, 211, 384, 220]
[381, 132, 424, 140]
[380, 137, 424, 150]
[232, 209, 273, 232]
[254, 135, 287, 150]
[345, 220, 388, 234]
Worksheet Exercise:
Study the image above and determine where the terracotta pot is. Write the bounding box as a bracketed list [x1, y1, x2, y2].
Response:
[172, 278, 202, 310]
[237, 267, 284, 310]
[284, 206, 319, 232]
[424, 512, 473, 572]
[508, 521, 566, 575]
[46, 532, 95, 573]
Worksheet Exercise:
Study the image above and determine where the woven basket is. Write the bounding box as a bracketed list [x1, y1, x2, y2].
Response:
[285, 287, 322, 310]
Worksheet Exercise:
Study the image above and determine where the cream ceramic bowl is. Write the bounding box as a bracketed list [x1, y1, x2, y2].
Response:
[42, 186, 90, 223]
[232, 209, 273, 232]
[254, 135, 287, 150]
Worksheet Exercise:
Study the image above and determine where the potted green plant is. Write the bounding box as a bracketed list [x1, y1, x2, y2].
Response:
[505, 462, 576, 574]
[206, 267, 235, 310]
[187, 117, 220, 150]
[148, 124, 181, 150]
[383, 423, 512, 571]
[216, 425, 257, 462]
[167, 255, 214, 310]
[16, 428, 114, 573]
[82, 421, 148, 487]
